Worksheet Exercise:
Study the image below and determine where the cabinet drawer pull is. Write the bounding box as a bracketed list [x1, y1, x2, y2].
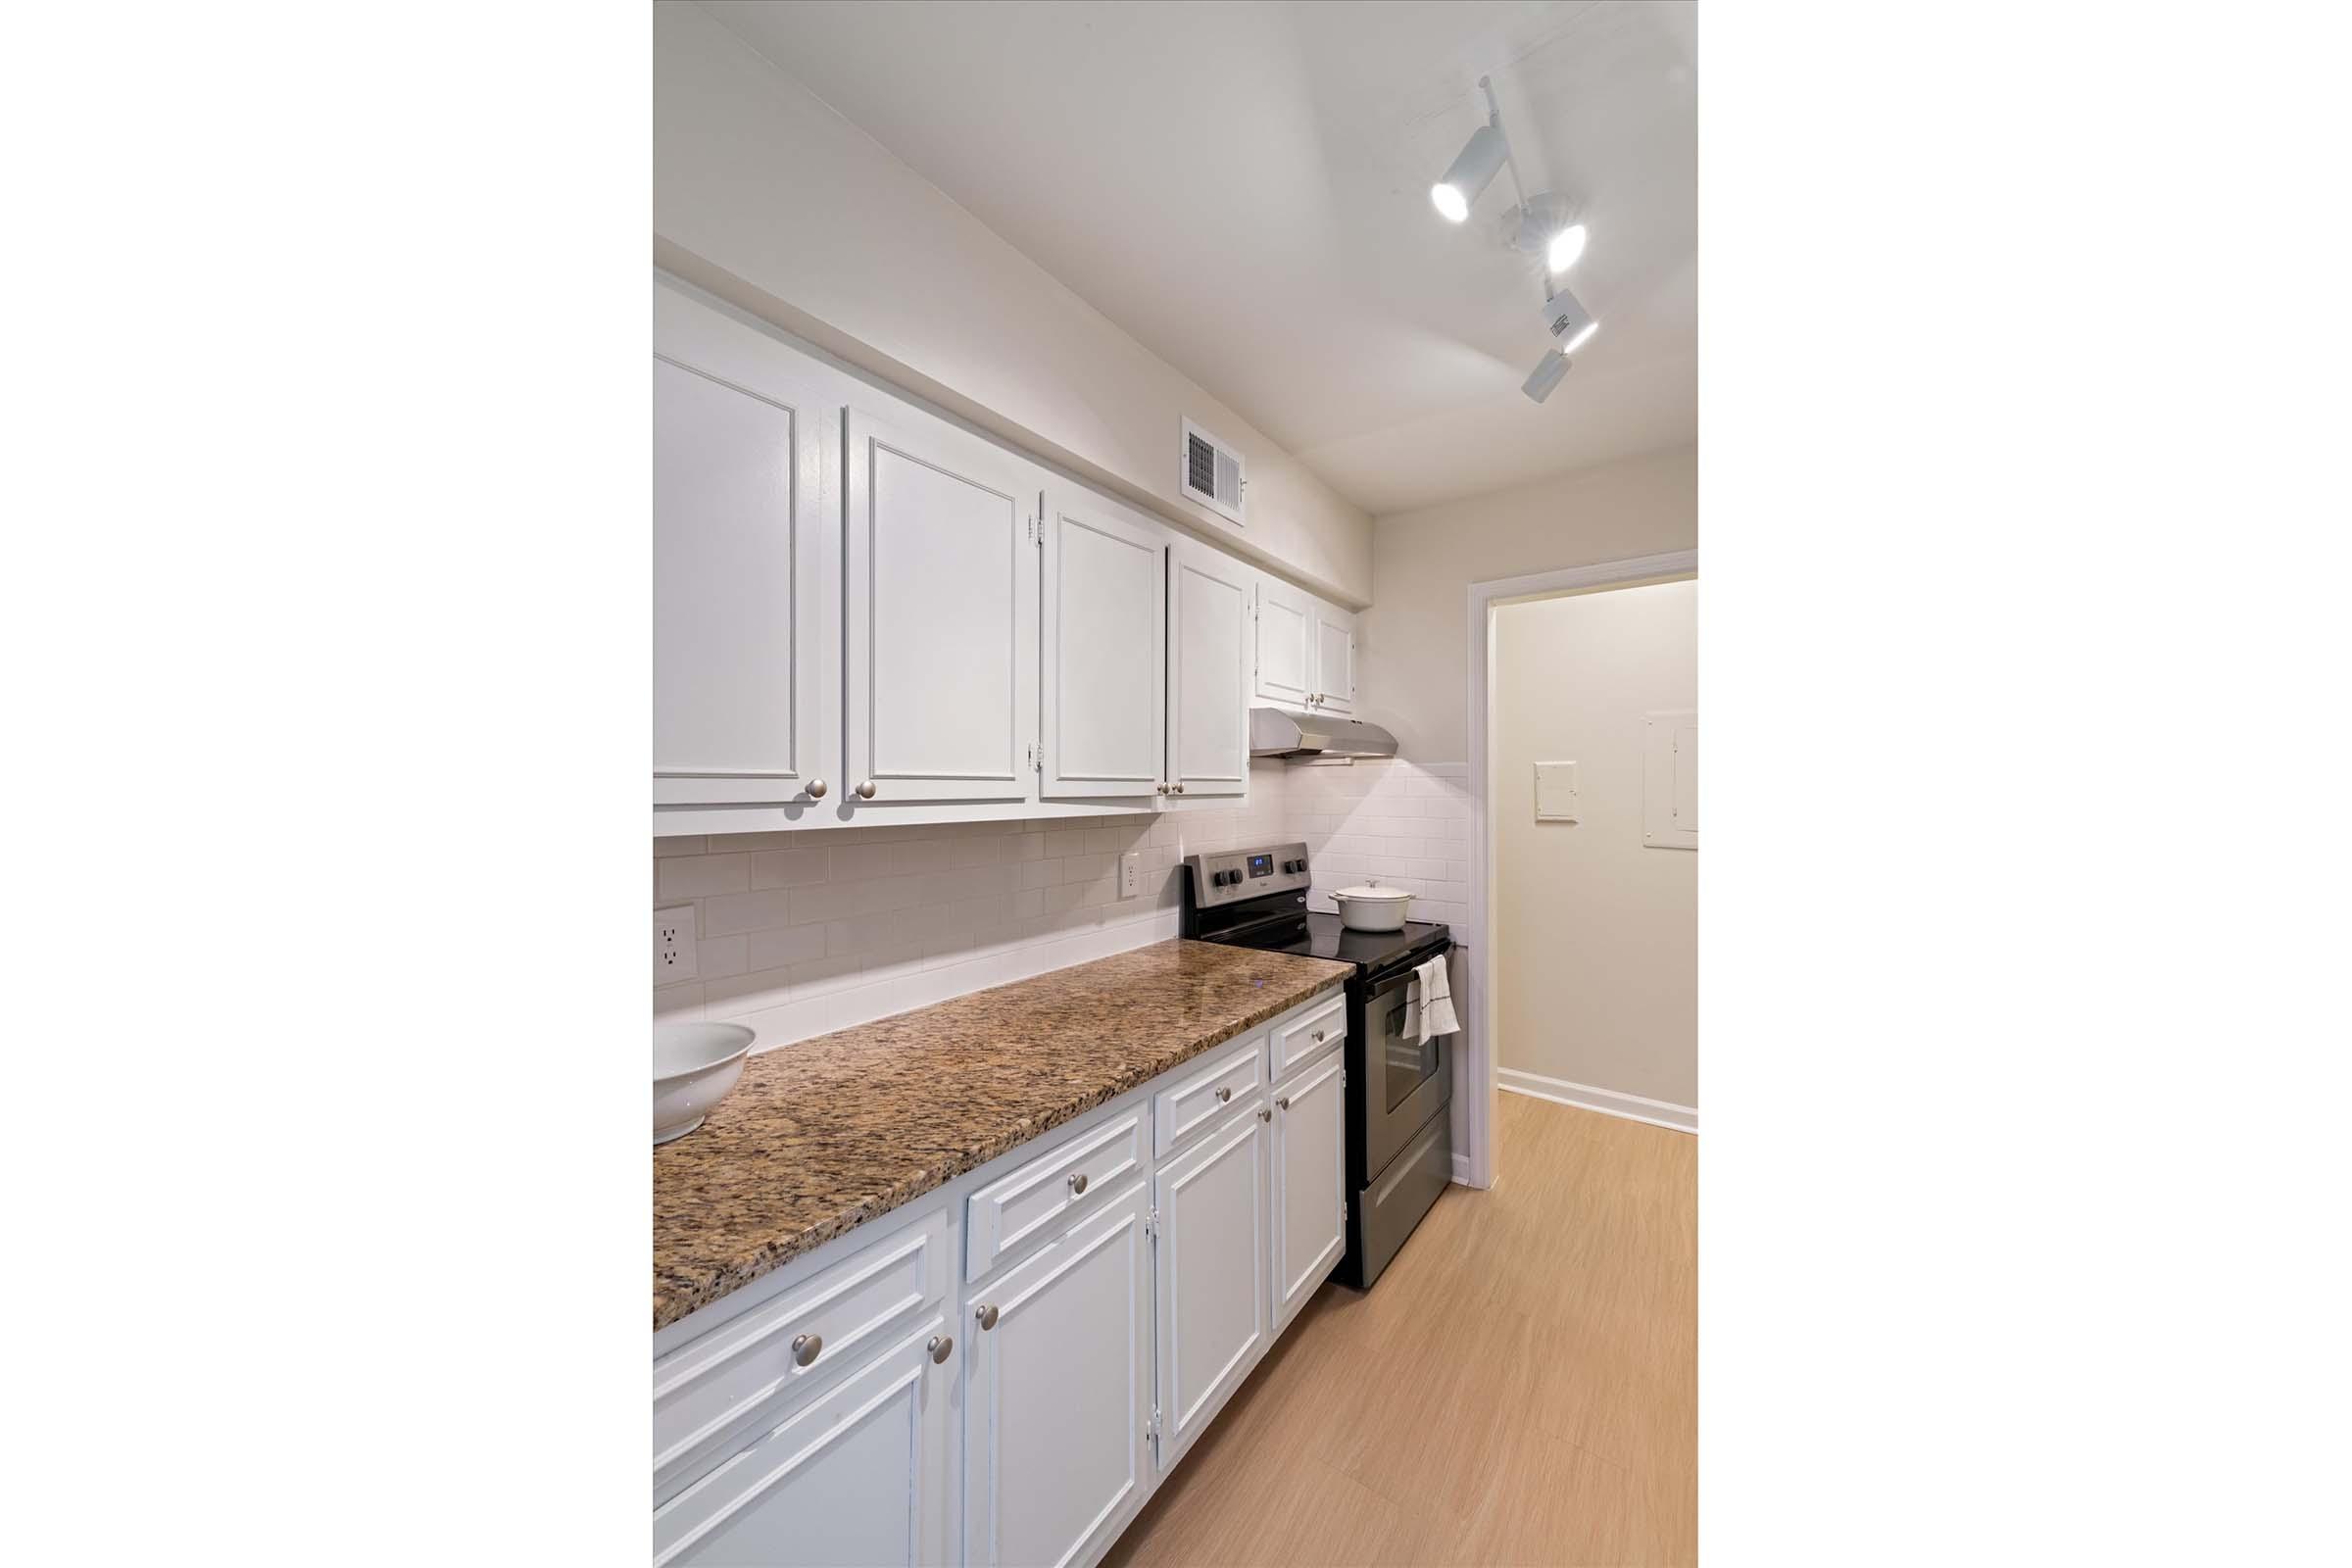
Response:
[1310, 1029, 1326, 1043]
[855, 779, 877, 799]
[1067, 1171, 1089, 1197]
[928, 1335, 954, 1364]
[1257, 1106, 1272, 1122]
[1215, 1086, 1231, 1103]
[1276, 1096, 1291, 1110]
[791, 1333, 821, 1367]
[975, 1303, 1000, 1331]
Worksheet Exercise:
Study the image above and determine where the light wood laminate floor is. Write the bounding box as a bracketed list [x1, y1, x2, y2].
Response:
[1102, 1093, 1696, 1567]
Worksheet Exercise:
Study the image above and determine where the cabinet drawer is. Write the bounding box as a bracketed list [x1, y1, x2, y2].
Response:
[655, 1207, 948, 1498]
[655, 1313, 952, 1567]
[1153, 1034, 1267, 1156]
[965, 1106, 1147, 1283]
[1272, 992, 1347, 1079]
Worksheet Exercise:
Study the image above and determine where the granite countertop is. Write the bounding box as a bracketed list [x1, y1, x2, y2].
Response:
[654, 938, 1351, 1331]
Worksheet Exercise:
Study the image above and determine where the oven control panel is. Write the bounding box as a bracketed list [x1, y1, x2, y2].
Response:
[1185, 841, 1312, 906]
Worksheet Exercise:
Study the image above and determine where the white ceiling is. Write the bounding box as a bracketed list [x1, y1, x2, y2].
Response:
[701, 0, 1695, 517]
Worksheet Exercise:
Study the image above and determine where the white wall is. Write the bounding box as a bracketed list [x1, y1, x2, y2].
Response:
[1493, 581, 1696, 1111]
[655, 762, 1288, 1052]
[1359, 445, 1697, 762]
[653, 0, 1372, 606]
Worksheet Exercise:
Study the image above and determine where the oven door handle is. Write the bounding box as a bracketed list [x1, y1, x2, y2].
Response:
[1363, 940, 1452, 990]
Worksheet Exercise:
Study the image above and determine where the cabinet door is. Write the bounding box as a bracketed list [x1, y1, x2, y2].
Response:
[1166, 535, 1251, 799]
[1153, 1103, 1269, 1468]
[844, 408, 1041, 806]
[1252, 576, 1314, 710]
[1271, 1051, 1347, 1331]
[654, 281, 836, 808]
[654, 1318, 954, 1567]
[965, 1180, 1152, 1568]
[1041, 491, 1165, 800]
[1311, 601, 1356, 715]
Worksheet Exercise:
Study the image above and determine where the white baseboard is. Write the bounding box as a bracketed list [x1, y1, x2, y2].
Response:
[1497, 1068, 1697, 1135]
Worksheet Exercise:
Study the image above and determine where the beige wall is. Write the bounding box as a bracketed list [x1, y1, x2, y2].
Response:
[1494, 580, 1696, 1109]
[653, 1, 1373, 606]
[1359, 446, 1696, 762]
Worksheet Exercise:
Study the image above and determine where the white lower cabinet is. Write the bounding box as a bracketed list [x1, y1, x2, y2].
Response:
[1153, 1100, 1271, 1468]
[651, 993, 1357, 1568]
[1270, 1049, 1348, 1332]
[963, 1178, 1153, 1568]
[653, 1315, 955, 1567]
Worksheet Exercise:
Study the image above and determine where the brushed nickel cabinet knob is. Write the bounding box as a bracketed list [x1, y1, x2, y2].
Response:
[975, 1303, 1000, 1331]
[1215, 1086, 1232, 1102]
[1276, 1096, 1291, 1110]
[805, 778, 827, 800]
[1068, 1171, 1089, 1196]
[1257, 1106, 1272, 1122]
[928, 1335, 953, 1364]
[855, 780, 877, 799]
[791, 1333, 822, 1367]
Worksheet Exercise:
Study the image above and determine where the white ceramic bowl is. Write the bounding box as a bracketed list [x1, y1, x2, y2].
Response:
[654, 1022, 755, 1145]
[1332, 883, 1415, 932]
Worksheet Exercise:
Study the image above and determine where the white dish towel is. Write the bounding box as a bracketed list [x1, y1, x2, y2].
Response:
[1409, 952, 1460, 1044]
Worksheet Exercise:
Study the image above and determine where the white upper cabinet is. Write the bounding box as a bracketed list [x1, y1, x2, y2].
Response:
[844, 408, 1043, 807]
[654, 281, 837, 808]
[1252, 576, 1315, 710]
[1311, 602, 1356, 715]
[1270, 1050, 1347, 1332]
[1165, 535, 1252, 800]
[963, 1179, 1153, 1568]
[1254, 575, 1359, 715]
[1041, 490, 1165, 800]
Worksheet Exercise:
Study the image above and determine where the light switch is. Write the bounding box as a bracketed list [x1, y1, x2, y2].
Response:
[1535, 760, 1580, 822]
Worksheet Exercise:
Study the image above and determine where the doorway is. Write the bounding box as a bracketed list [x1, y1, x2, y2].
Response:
[1459, 550, 1697, 1188]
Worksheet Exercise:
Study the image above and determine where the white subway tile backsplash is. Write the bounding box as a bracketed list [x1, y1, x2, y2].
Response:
[747, 923, 827, 971]
[749, 846, 829, 890]
[657, 853, 751, 901]
[653, 764, 1285, 1055]
[695, 934, 749, 982]
[828, 841, 896, 882]
[699, 887, 798, 937]
[949, 836, 1009, 869]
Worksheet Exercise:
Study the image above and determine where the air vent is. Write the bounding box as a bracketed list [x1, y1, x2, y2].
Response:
[1181, 417, 1246, 525]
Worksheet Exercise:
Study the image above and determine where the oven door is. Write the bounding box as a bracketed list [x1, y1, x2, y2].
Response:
[1359, 949, 1453, 1182]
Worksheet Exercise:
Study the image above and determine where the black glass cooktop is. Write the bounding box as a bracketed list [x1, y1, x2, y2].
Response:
[1214, 910, 1450, 975]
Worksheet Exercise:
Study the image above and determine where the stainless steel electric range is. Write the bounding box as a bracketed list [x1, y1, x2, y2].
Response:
[1182, 841, 1455, 1289]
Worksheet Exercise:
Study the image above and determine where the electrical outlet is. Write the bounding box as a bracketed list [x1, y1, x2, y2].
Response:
[1120, 851, 1142, 900]
[655, 905, 698, 985]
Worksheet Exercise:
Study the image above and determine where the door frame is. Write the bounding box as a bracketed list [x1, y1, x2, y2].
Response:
[1461, 549, 1697, 1189]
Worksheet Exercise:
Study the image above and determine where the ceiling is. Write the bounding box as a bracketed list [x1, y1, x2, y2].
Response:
[701, 0, 1695, 517]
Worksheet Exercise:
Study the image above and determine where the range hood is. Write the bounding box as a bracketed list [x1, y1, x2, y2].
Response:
[1250, 707, 1398, 760]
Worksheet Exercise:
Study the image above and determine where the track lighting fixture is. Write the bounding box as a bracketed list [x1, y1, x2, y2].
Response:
[1505, 193, 1587, 275]
[1431, 122, 1506, 223]
[1539, 285, 1598, 357]
[1546, 222, 1587, 273]
[1433, 76, 1603, 405]
[1521, 351, 1571, 404]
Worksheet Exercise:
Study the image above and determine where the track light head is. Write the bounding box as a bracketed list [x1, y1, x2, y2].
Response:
[1538, 285, 1597, 358]
[1522, 351, 1571, 404]
[1546, 222, 1588, 273]
[1431, 122, 1507, 223]
[1503, 194, 1588, 273]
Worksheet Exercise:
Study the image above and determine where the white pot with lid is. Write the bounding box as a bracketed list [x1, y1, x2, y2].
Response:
[1331, 880, 1415, 933]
